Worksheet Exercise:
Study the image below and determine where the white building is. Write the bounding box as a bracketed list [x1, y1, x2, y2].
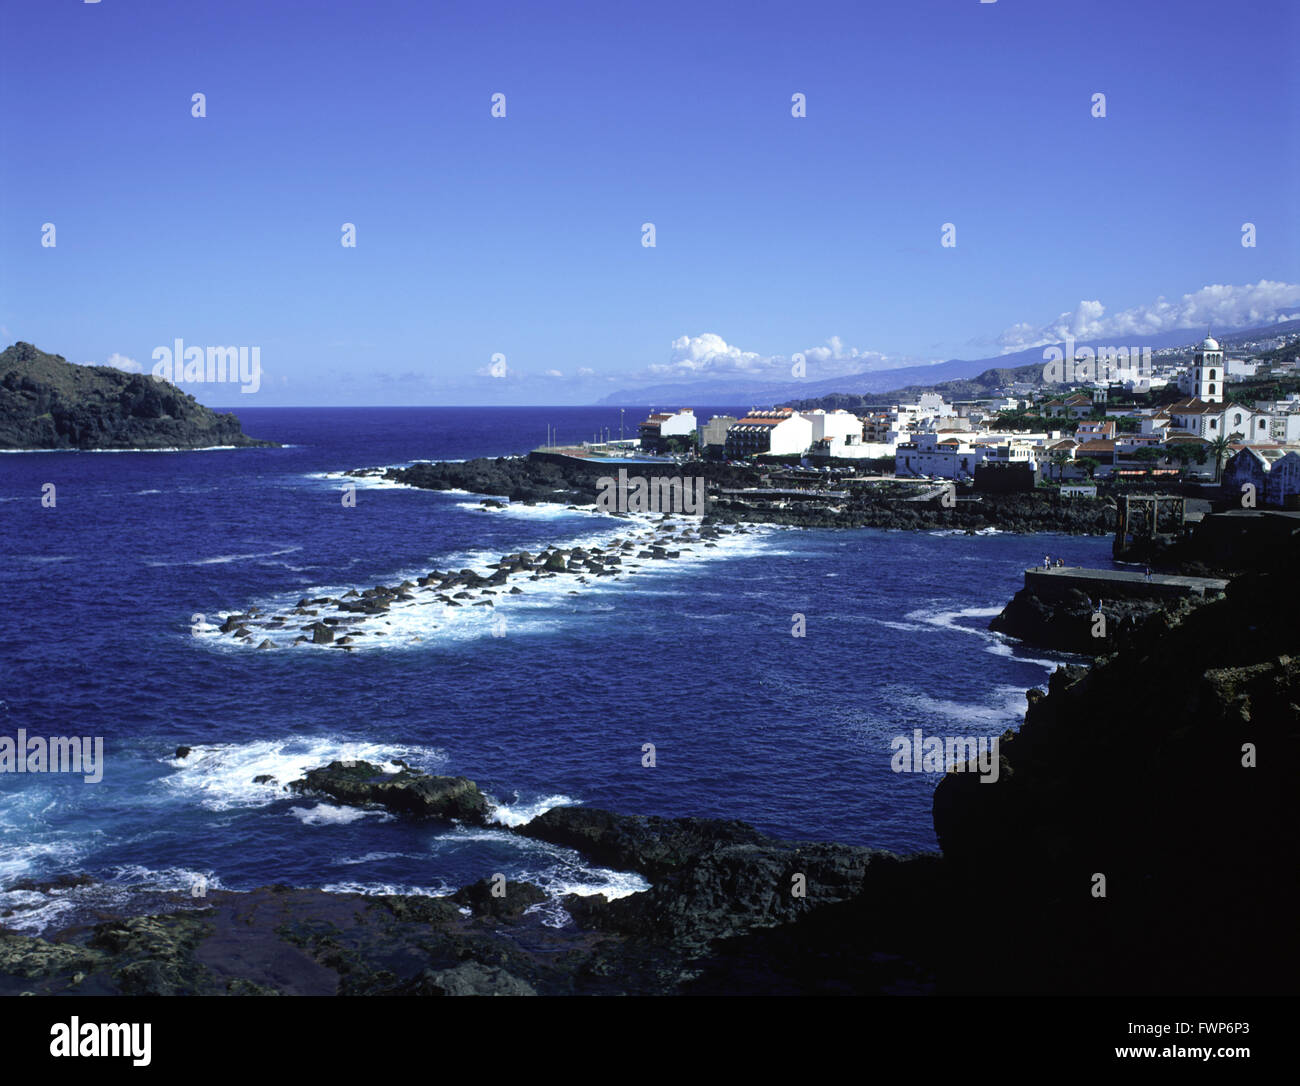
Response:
[980, 441, 1040, 471]
[800, 409, 862, 445]
[895, 431, 987, 479]
[637, 409, 697, 453]
[1158, 400, 1274, 442]
[724, 409, 814, 458]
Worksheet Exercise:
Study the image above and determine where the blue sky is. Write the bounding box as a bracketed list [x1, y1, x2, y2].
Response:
[1, 0, 1297, 405]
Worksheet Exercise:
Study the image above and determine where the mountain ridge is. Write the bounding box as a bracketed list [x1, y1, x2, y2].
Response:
[595, 320, 1300, 408]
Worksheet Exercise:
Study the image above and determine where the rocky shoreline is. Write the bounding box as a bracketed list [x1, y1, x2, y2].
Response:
[6, 555, 1295, 997]
[348, 455, 1115, 535]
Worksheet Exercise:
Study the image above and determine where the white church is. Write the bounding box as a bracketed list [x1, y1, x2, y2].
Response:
[1147, 337, 1274, 443]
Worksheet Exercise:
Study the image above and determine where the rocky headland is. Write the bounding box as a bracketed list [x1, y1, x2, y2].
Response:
[0, 342, 276, 450]
[349, 455, 1114, 534]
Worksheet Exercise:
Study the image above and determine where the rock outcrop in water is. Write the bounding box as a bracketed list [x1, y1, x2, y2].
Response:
[0, 342, 276, 450]
[289, 760, 491, 824]
[989, 583, 1185, 654]
[206, 520, 742, 650]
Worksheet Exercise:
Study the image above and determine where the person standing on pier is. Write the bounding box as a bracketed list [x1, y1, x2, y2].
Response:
[1044, 554, 1051, 570]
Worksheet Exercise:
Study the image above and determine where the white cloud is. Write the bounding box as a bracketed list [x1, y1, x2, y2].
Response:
[104, 352, 142, 373]
[652, 333, 765, 376]
[994, 280, 1300, 353]
[543, 369, 564, 378]
[640, 332, 893, 383]
[576, 367, 595, 377]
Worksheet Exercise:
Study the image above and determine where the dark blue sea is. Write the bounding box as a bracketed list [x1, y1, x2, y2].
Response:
[0, 407, 1116, 932]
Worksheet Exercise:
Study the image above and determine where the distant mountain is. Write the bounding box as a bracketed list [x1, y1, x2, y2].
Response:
[595, 321, 1300, 408]
[783, 363, 1047, 413]
[0, 342, 276, 450]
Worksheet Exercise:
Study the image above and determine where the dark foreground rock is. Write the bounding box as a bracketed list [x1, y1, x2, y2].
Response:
[937, 559, 1300, 994]
[0, 342, 276, 450]
[289, 761, 491, 824]
[989, 583, 1184, 654]
[517, 807, 892, 949]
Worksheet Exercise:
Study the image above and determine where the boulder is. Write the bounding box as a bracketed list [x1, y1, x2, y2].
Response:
[451, 878, 548, 920]
[289, 761, 491, 824]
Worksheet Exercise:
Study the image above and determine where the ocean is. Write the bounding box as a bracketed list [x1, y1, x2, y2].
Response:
[0, 407, 1116, 933]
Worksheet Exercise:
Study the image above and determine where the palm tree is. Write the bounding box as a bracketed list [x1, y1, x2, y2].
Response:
[1208, 435, 1232, 483]
[1050, 452, 1072, 481]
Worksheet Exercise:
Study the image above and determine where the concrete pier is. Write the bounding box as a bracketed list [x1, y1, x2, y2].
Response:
[1024, 566, 1228, 603]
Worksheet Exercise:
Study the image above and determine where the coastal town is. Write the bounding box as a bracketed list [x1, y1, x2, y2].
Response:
[545, 331, 1300, 509]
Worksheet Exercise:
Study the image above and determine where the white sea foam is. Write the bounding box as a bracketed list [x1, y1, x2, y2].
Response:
[198, 518, 775, 653]
[0, 445, 243, 454]
[306, 469, 426, 491]
[316, 880, 452, 897]
[906, 604, 1005, 631]
[428, 825, 652, 912]
[333, 851, 421, 866]
[455, 500, 594, 519]
[289, 804, 394, 826]
[0, 839, 85, 886]
[0, 863, 221, 935]
[105, 864, 227, 894]
[894, 685, 1028, 732]
[147, 545, 301, 568]
[487, 794, 578, 827]
[157, 738, 446, 811]
[871, 618, 930, 634]
[906, 603, 1061, 671]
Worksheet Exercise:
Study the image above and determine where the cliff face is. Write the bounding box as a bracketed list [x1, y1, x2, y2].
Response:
[0, 342, 275, 450]
[935, 561, 1300, 994]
